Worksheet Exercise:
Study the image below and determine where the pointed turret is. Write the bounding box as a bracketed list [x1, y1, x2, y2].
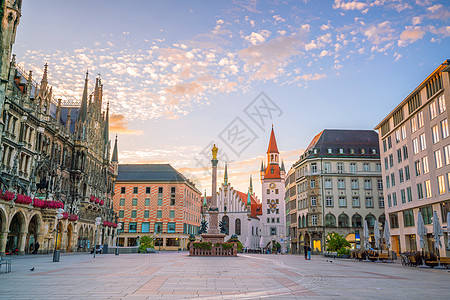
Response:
[249, 175, 253, 195]
[281, 160, 285, 172]
[247, 188, 251, 206]
[203, 191, 208, 208]
[224, 162, 228, 186]
[267, 125, 279, 154]
[41, 63, 48, 86]
[111, 134, 118, 163]
[79, 71, 89, 122]
[103, 102, 110, 144]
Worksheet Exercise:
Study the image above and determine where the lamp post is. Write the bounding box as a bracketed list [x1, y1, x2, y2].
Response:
[93, 217, 102, 258]
[53, 208, 64, 262]
[115, 223, 122, 255]
[156, 224, 162, 251]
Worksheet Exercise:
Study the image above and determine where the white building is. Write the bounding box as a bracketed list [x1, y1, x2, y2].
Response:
[203, 127, 286, 251]
[260, 127, 287, 252]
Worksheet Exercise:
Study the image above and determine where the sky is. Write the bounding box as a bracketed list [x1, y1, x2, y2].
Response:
[13, 0, 450, 200]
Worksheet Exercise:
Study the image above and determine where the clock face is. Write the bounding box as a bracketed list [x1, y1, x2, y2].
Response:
[269, 182, 276, 189]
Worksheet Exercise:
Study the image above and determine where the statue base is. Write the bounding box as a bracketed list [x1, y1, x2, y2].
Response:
[201, 233, 226, 244]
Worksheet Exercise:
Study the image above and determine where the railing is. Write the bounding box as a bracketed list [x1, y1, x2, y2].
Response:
[189, 244, 237, 256]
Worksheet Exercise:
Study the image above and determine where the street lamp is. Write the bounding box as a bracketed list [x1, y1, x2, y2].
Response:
[53, 208, 64, 262]
[156, 224, 162, 251]
[93, 217, 102, 258]
[115, 223, 122, 255]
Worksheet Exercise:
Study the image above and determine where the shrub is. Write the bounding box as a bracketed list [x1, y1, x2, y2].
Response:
[193, 242, 212, 250]
[138, 236, 155, 253]
[326, 233, 351, 251]
[337, 248, 350, 256]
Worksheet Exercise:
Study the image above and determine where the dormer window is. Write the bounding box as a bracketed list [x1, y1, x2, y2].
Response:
[271, 166, 274, 174]
[371, 149, 377, 154]
[361, 149, 366, 154]
[328, 148, 333, 154]
[350, 148, 355, 154]
[339, 149, 344, 154]
[313, 148, 318, 154]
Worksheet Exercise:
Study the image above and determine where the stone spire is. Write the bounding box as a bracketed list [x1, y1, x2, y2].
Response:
[79, 71, 89, 122]
[103, 101, 109, 144]
[247, 188, 251, 206]
[281, 160, 285, 172]
[111, 134, 118, 163]
[249, 175, 253, 195]
[224, 162, 228, 186]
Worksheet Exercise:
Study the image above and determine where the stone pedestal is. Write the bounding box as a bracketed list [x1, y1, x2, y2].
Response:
[208, 209, 219, 234]
[201, 233, 226, 244]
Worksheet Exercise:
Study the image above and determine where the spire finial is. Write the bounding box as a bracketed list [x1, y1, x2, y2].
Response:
[224, 162, 228, 185]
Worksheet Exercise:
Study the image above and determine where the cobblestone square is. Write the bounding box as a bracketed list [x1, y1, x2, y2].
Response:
[1, 252, 448, 299]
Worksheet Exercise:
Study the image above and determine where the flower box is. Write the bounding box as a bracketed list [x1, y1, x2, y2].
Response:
[62, 212, 69, 219]
[68, 214, 78, 221]
[45, 200, 64, 209]
[90, 195, 95, 202]
[95, 198, 100, 204]
[15, 194, 33, 205]
[0, 191, 15, 201]
[99, 199, 104, 205]
[33, 199, 46, 208]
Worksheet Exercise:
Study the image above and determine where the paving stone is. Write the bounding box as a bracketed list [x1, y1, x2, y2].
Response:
[0, 252, 449, 299]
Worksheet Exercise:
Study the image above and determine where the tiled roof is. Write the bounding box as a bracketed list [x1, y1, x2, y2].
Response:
[306, 129, 379, 155]
[117, 164, 187, 182]
[267, 127, 279, 154]
[264, 164, 281, 179]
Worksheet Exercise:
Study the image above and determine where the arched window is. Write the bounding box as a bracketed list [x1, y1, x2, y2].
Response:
[338, 213, 349, 227]
[365, 214, 376, 228]
[325, 213, 336, 227]
[378, 213, 386, 226]
[235, 218, 241, 235]
[222, 215, 229, 235]
[302, 216, 305, 228]
[352, 213, 362, 228]
[298, 215, 302, 228]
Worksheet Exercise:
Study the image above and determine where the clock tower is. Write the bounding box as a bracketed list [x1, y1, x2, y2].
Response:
[260, 126, 286, 251]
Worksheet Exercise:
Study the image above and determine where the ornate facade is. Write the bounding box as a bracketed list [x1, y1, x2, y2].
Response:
[0, 0, 119, 255]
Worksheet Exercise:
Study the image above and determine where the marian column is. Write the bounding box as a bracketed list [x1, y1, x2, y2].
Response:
[208, 144, 219, 234]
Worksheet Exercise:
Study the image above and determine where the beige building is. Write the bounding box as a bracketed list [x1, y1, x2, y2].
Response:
[285, 167, 296, 252]
[375, 60, 450, 257]
[289, 129, 385, 253]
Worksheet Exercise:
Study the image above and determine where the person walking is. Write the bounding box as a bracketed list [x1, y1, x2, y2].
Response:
[34, 241, 40, 254]
[303, 245, 308, 260]
[307, 245, 311, 260]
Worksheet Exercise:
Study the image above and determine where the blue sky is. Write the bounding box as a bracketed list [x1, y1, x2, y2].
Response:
[13, 0, 450, 198]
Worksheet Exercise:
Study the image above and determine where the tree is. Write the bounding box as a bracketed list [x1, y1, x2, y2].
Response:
[138, 236, 154, 253]
[326, 233, 351, 251]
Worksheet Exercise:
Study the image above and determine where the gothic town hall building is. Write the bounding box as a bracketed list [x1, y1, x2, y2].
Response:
[0, 1, 119, 255]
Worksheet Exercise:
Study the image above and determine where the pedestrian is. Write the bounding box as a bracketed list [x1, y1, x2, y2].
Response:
[307, 245, 311, 260]
[34, 241, 40, 254]
[303, 245, 308, 260]
[29, 243, 34, 254]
